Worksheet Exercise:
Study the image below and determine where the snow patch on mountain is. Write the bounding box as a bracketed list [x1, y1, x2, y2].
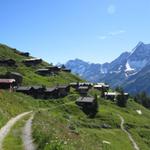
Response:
[125, 62, 134, 72]
[128, 59, 148, 71]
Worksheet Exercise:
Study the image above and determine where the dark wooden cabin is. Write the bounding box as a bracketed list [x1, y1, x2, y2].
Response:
[16, 86, 46, 99]
[57, 85, 70, 97]
[61, 68, 71, 73]
[13, 48, 30, 57]
[44, 87, 58, 99]
[18, 52, 30, 57]
[0, 79, 16, 91]
[76, 97, 98, 117]
[77, 86, 89, 96]
[46, 66, 61, 74]
[104, 92, 129, 101]
[16, 86, 32, 94]
[36, 69, 52, 76]
[79, 82, 93, 88]
[69, 82, 79, 89]
[76, 97, 95, 106]
[6, 72, 23, 86]
[16, 85, 70, 99]
[94, 83, 109, 91]
[0, 59, 16, 66]
[22, 58, 42, 66]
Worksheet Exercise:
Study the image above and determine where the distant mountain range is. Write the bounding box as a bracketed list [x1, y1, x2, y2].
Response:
[66, 42, 150, 94]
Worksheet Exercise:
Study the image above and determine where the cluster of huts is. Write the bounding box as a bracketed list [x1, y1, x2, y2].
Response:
[0, 51, 72, 99]
[36, 66, 71, 76]
[0, 49, 129, 104]
[73, 82, 129, 109]
[16, 85, 70, 99]
[0, 49, 71, 76]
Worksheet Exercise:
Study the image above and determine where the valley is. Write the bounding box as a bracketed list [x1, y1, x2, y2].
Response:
[0, 44, 150, 150]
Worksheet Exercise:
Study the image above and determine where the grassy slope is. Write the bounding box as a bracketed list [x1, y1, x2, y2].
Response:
[0, 44, 82, 86]
[0, 44, 83, 149]
[32, 97, 150, 150]
[0, 43, 82, 127]
[0, 44, 150, 150]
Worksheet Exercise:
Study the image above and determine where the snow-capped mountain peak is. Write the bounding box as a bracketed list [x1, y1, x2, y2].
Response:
[65, 41, 150, 94]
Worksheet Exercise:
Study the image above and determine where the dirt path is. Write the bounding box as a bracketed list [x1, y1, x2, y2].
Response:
[0, 111, 32, 149]
[118, 114, 140, 150]
[22, 114, 36, 150]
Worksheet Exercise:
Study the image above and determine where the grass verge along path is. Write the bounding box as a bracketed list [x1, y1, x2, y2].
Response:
[118, 114, 140, 150]
[0, 111, 32, 149]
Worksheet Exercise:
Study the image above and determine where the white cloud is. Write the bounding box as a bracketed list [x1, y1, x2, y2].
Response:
[109, 30, 126, 36]
[98, 30, 126, 40]
[107, 4, 116, 15]
[98, 36, 107, 40]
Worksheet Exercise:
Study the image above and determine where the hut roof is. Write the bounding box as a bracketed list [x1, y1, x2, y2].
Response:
[97, 83, 109, 87]
[94, 85, 103, 88]
[70, 82, 78, 85]
[79, 82, 93, 86]
[23, 58, 42, 61]
[36, 69, 49, 71]
[76, 97, 94, 103]
[104, 92, 128, 96]
[0, 79, 15, 83]
[57, 85, 69, 89]
[16, 86, 31, 91]
[45, 87, 57, 92]
[8, 72, 23, 77]
[78, 86, 89, 90]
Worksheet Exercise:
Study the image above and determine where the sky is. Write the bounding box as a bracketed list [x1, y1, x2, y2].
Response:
[0, 0, 150, 64]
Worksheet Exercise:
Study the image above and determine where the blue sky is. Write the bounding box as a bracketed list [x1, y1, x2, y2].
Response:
[0, 0, 150, 64]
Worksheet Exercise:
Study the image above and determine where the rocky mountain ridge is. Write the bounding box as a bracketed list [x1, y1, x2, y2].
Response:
[66, 42, 150, 94]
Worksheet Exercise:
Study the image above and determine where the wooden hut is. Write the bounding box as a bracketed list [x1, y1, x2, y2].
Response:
[57, 85, 70, 97]
[16, 86, 45, 99]
[46, 66, 61, 74]
[76, 97, 98, 117]
[0, 79, 16, 91]
[0, 59, 16, 66]
[61, 68, 71, 73]
[44, 87, 58, 99]
[36, 69, 51, 76]
[77, 86, 89, 96]
[104, 92, 129, 101]
[76, 97, 95, 106]
[6, 72, 23, 85]
[22, 58, 42, 66]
